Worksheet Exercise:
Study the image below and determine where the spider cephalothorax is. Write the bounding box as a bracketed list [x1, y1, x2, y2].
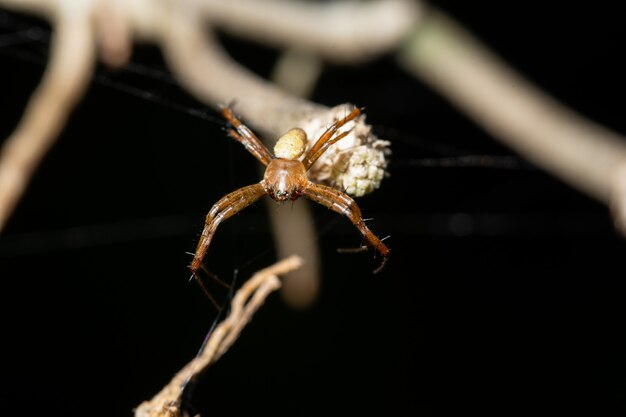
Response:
[190, 106, 390, 283]
[263, 158, 307, 201]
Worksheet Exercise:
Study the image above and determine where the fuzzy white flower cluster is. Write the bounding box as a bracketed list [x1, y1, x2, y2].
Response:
[302, 104, 390, 197]
[331, 145, 388, 196]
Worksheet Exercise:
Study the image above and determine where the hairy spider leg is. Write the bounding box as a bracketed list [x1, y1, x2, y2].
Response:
[303, 183, 390, 273]
[190, 183, 266, 282]
[189, 272, 221, 310]
[302, 107, 362, 170]
[199, 263, 232, 290]
[304, 129, 352, 170]
[220, 107, 273, 166]
[188, 264, 232, 310]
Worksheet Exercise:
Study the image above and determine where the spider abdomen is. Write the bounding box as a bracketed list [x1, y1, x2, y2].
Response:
[263, 159, 308, 202]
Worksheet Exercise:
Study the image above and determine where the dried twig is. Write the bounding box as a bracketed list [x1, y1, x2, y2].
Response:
[134, 255, 304, 417]
[194, 0, 422, 64]
[0, 8, 95, 230]
[266, 202, 320, 309]
[0, 0, 133, 231]
[160, 13, 322, 138]
[398, 11, 626, 231]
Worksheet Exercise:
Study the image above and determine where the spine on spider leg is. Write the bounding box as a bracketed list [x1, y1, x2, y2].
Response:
[190, 219, 219, 276]
[304, 183, 390, 272]
[357, 220, 390, 274]
[348, 206, 390, 273]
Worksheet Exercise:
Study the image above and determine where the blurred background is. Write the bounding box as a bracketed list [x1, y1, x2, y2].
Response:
[1, 1, 626, 416]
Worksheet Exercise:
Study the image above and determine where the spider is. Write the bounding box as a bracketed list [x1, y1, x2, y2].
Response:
[190, 105, 390, 284]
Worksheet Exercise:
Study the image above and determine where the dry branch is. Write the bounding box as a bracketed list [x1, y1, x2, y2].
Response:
[195, 0, 422, 64]
[398, 11, 626, 231]
[0, 10, 95, 230]
[135, 255, 303, 417]
[161, 14, 322, 138]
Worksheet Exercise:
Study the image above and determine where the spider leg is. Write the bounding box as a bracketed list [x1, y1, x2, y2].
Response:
[337, 246, 368, 254]
[199, 263, 232, 290]
[189, 272, 221, 310]
[190, 183, 266, 282]
[302, 107, 361, 170]
[303, 182, 389, 273]
[220, 106, 274, 166]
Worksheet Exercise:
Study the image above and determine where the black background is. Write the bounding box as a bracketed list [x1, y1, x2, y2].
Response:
[1, 1, 626, 416]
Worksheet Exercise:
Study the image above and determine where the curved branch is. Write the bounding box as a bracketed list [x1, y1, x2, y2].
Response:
[398, 11, 626, 230]
[93, 0, 132, 68]
[196, 0, 423, 64]
[266, 201, 320, 309]
[0, 0, 54, 17]
[162, 12, 323, 138]
[135, 256, 303, 417]
[161, 12, 389, 171]
[0, 14, 95, 230]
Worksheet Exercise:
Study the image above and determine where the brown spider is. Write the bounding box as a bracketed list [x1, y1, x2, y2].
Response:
[190, 106, 390, 283]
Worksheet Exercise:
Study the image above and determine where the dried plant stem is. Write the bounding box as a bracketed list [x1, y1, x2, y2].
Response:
[398, 11, 626, 230]
[0, 14, 95, 230]
[161, 12, 323, 138]
[135, 255, 304, 417]
[266, 201, 320, 309]
[195, 0, 422, 63]
[271, 49, 323, 99]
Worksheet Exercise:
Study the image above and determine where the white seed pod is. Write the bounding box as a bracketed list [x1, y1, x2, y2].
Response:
[274, 128, 307, 160]
[332, 145, 387, 196]
[301, 104, 390, 197]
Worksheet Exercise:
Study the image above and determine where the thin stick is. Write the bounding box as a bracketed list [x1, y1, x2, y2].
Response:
[194, 0, 423, 63]
[161, 14, 323, 138]
[398, 11, 626, 231]
[0, 14, 95, 230]
[134, 256, 303, 417]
